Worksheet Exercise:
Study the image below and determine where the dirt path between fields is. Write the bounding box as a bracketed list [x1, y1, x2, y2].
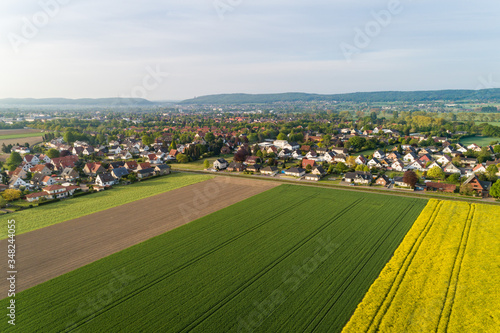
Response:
[1, 177, 278, 293]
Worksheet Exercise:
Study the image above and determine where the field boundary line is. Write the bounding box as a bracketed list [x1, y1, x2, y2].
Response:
[367, 201, 444, 332]
[176, 170, 500, 206]
[437, 204, 475, 332]
[305, 200, 419, 332]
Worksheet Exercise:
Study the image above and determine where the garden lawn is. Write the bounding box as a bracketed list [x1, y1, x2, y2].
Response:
[0, 173, 212, 239]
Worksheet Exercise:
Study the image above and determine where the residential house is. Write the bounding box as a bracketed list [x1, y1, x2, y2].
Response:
[51, 155, 79, 171]
[111, 167, 129, 180]
[393, 176, 410, 188]
[305, 150, 318, 159]
[403, 152, 418, 163]
[426, 161, 442, 171]
[109, 161, 125, 170]
[472, 164, 487, 174]
[442, 146, 454, 154]
[373, 150, 385, 159]
[136, 168, 155, 179]
[334, 154, 347, 163]
[408, 160, 426, 171]
[418, 154, 433, 164]
[84, 162, 105, 176]
[284, 167, 305, 177]
[154, 164, 171, 176]
[137, 162, 152, 170]
[246, 164, 262, 173]
[61, 168, 79, 181]
[124, 161, 138, 171]
[437, 155, 452, 165]
[391, 160, 405, 172]
[29, 164, 51, 176]
[355, 155, 367, 165]
[227, 162, 245, 172]
[24, 154, 40, 165]
[467, 143, 482, 152]
[279, 149, 292, 159]
[332, 147, 349, 155]
[284, 142, 300, 150]
[260, 166, 278, 176]
[462, 174, 492, 197]
[302, 159, 317, 169]
[367, 158, 382, 168]
[38, 154, 51, 164]
[462, 158, 478, 167]
[324, 152, 336, 164]
[244, 156, 261, 165]
[214, 158, 229, 170]
[425, 182, 456, 193]
[312, 166, 326, 176]
[304, 174, 321, 181]
[345, 171, 372, 184]
[375, 175, 390, 186]
[9, 168, 28, 179]
[9, 176, 27, 189]
[443, 162, 462, 175]
[386, 152, 402, 162]
[96, 173, 116, 186]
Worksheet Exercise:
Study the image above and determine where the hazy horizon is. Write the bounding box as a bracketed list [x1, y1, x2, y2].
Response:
[1, 0, 499, 100]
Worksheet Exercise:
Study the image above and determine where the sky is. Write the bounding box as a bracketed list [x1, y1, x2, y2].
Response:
[0, 0, 499, 101]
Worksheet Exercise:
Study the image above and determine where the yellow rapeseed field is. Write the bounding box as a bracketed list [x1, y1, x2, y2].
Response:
[342, 199, 500, 333]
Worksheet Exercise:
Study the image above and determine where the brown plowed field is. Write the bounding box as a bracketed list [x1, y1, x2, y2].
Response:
[1, 177, 278, 293]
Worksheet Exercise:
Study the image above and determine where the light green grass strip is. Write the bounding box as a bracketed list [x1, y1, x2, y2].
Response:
[1, 173, 213, 238]
[0, 132, 46, 140]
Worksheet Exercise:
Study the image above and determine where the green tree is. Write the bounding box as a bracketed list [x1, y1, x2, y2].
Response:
[3, 189, 21, 201]
[46, 148, 60, 159]
[204, 132, 215, 143]
[7, 151, 22, 166]
[427, 166, 445, 180]
[447, 173, 460, 183]
[336, 162, 348, 173]
[403, 170, 419, 188]
[169, 138, 177, 150]
[490, 179, 500, 198]
[486, 165, 499, 181]
[176, 154, 189, 163]
[127, 173, 137, 183]
[203, 159, 210, 169]
[348, 136, 366, 150]
[63, 131, 76, 144]
[277, 133, 287, 140]
[142, 135, 154, 146]
[0, 196, 7, 208]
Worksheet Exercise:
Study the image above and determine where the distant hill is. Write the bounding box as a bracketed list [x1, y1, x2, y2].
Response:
[0, 98, 155, 106]
[180, 89, 500, 104]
